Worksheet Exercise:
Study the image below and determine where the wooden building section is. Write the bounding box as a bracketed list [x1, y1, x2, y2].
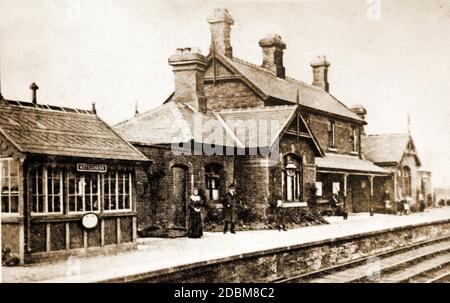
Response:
[0, 98, 149, 264]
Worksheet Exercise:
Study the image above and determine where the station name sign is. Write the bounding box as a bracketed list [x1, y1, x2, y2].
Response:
[77, 163, 108, 173]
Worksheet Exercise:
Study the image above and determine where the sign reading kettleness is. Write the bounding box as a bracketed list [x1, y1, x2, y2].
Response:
[76, 163, 108, 173]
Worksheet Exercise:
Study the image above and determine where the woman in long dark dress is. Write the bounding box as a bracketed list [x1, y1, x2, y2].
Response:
[188, 188, 204, 238]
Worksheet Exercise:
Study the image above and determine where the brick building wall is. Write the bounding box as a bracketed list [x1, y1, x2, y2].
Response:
[205, 80, 264, 111]
[133, 130, 318, 233]
[204, 61, 265, 111]
[306, 112, 361, 156]
[235, 155, 270, 220]
[134, 144, 235, 233]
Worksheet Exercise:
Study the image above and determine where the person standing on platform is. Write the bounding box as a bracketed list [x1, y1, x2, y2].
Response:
[418, 192, 426, 212]
[221, 184, 237, 234]
[340, 190, 348, 219]
[382, 189, 393, 214]
[276, 199, 287, 231]
[188, 188, 204, 238]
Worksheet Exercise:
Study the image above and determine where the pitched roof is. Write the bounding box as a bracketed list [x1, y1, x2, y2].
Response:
[361, 133, 421, 165]
[115, 102, 322, 154]
[115, 102, 235, 146]
[215, 54, 365, 123]
[0, 99, 149, 162]
[216, 105, 298, 148]
[316, 153, 390, 175]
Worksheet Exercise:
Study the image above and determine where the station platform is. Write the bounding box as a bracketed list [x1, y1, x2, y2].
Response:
[2, 207, 450, 283]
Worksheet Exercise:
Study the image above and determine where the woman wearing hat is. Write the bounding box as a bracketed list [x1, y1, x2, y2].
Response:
[188, 188, 204, 238]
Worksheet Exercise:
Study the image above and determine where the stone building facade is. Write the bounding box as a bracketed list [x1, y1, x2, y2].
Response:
[115, 8, 394, 235]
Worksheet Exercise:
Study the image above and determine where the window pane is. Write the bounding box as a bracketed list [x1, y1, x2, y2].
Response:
[69, 195, 76, 212]
[38, 195, 44, 213]
[37, 175, 43, 195]
[111, 174, 116, 194]
[124, 194, 130, 210]
[124, 176, 129, 195]
[104, 177, 111, 210]
[85, 176, 92, 195]
[1, 160, 9, 178]
[118, 175, 124, 194]
[76, 196, 83, 212]
[2, 177, 9, 193]
[118, 194, 124, 210]
[54, 195, 61, 212]
[10, 195, 19, 213]
[68, 177, 74, 194]
[1, 195, 9, 212]
[9, 161, 18, 178]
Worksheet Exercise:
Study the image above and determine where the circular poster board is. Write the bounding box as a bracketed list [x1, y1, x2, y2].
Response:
[82, 213, 99, 229]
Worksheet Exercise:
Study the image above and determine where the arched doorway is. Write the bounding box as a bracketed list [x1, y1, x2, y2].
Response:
[172, 165, 189, 228]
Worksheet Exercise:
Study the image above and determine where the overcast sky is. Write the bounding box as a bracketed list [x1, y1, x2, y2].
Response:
[1, 0, 449, 187]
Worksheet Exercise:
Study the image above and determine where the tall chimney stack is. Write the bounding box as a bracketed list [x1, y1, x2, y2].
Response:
[259, 34, 286, 78]
[310, 55, 330, 92]
[351, 104, 367, 134]
[168, 48, 207, 113]
[30, 82, 39, 104]
[207, 8, 234, 58]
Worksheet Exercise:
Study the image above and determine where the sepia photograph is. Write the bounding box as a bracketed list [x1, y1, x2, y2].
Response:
[1, 0, 449, 291]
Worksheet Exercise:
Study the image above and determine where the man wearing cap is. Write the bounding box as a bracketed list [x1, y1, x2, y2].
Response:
[221, 184, 237, 234]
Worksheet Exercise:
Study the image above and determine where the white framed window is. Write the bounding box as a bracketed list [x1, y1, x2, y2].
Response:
[328, 121, 336, 148]
[205, 164, 222, 201]
[31, 167, 64, 215]
[47, 167, 63, 213]
[68, 173, 100, 213]
[104, 171, 132, 212]
[284, 155, 302, 202]
[1, 158, 19, 214]
[351, 126, 358, 152]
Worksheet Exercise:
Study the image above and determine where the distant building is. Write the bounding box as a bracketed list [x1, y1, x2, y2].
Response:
[0, 92, 149, 264]
[362, 133, 425, 205]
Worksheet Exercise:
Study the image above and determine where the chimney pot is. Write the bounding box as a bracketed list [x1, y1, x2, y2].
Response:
[351, 104, 367, 134]
[259, 34, 286, 78]
[208, 8, 234, 57]
[350, 104, 367, 120]
[30, 82, 39, 104]
[168, 48, 208, 113]
[310, 55, 330, 92]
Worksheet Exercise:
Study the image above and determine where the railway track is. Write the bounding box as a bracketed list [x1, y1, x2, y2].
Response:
[275, 235, 450, 283]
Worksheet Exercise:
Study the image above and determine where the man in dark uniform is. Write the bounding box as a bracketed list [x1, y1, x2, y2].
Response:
[222, 184, 237, 234]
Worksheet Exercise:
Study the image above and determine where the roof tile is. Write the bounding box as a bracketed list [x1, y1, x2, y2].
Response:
[0, 100, 148, 162]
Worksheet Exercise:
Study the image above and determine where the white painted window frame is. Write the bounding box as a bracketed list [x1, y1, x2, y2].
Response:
[0, 158, 20, 215]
